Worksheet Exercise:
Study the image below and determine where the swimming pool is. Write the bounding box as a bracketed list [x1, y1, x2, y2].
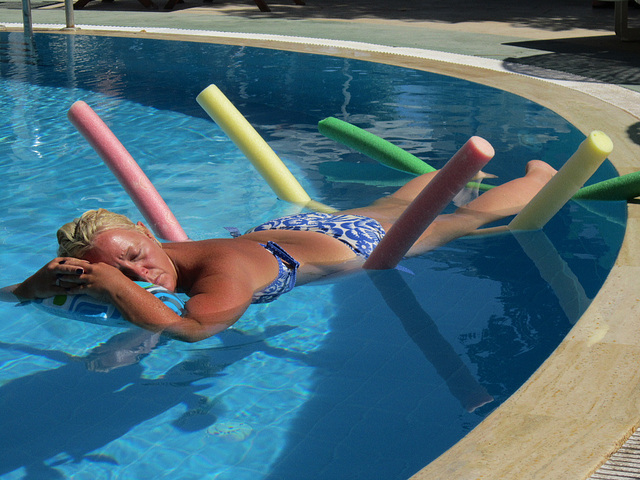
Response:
[0, 31, 627, 479]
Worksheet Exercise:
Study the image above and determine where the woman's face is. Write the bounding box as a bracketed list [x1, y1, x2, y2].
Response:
[83, 227, 178, 291]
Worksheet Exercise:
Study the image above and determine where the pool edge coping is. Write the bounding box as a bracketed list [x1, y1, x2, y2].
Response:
[4, 23, 640, 480]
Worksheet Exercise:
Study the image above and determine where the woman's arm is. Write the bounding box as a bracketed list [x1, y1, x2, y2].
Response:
[66, 261, 254, 342]
[5, 255, 254, 342]
[6, 258, 88, 301]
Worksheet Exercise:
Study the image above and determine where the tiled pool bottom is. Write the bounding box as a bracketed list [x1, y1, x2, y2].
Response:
[0, 31, 632, 478]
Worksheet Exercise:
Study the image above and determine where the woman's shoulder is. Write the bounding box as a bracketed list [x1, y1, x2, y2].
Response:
[171, 238, 279, 288]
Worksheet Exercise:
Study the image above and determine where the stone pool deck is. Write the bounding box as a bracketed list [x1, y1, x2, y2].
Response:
[2, 0, 640, 478]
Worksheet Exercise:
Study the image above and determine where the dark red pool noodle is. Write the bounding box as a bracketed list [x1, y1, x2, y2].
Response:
[363, 136, 495, 270]
[67, 101, 189, 242]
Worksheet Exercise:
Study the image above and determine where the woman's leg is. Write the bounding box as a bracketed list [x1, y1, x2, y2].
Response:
[340, 168, 496, 228]
[338, 170, 441, 229]
[340, 160, 556, 253]
[406, 160, 556, 255]
[449, 160, 556, 224]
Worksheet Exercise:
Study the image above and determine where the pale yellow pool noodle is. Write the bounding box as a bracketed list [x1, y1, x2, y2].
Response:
[509, 131, 613, 231]
[197, 85, 335, 213]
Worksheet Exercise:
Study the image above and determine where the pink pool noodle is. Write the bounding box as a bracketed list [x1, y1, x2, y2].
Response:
[363, 136, 495, 270]
[67, 101, 189, 242]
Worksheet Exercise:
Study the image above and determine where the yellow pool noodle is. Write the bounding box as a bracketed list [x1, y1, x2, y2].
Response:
[509, 131, 613, 231]
[196, 85, 335, 213]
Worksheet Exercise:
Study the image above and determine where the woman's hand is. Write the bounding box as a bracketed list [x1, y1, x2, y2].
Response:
[12, 257, 89, 300]
[62, 261, 132, 302]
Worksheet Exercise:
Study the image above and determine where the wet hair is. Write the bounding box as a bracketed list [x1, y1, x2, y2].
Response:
[57, 209, 156, 258]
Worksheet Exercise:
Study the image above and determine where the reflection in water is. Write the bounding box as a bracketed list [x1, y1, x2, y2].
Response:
[368, 269, 493, 413]
[0, 325, 297, 479]
[513, 230, 590, 324]
[443, 208, 622, 401]
[83, 329, 162, 373]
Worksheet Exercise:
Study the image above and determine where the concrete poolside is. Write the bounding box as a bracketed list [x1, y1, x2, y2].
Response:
[2, 1, 640, 478]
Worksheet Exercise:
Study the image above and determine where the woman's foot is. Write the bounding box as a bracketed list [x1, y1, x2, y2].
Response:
[524, 160, 557, 187]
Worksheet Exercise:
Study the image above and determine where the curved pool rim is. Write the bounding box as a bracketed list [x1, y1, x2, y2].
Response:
[5, 24, 640, 480]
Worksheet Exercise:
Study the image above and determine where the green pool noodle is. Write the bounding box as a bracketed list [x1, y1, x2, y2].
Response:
[319, 117, 640, 201]
[572, 170, 640, 201]
[318, 117, 493, 191]
[318, 117, 436, 174]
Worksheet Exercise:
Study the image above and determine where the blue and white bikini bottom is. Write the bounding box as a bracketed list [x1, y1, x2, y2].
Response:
[246, 212, 386, 259]
[230, 212, 387, 304]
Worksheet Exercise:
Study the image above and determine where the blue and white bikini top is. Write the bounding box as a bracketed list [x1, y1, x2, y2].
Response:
[225, 227, 299, 304]
[252, 241, 299, 304]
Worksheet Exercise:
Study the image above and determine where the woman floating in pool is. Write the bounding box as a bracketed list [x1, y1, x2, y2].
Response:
[5, 161, 555, 342]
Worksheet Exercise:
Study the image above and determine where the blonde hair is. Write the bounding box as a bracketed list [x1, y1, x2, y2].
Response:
[57, 209, 155, 258]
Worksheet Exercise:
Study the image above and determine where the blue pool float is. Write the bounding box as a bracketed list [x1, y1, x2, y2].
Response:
[31, 282, 185, 328]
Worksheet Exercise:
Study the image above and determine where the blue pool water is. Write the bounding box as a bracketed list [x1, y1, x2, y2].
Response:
[0, 31, 626, 479]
